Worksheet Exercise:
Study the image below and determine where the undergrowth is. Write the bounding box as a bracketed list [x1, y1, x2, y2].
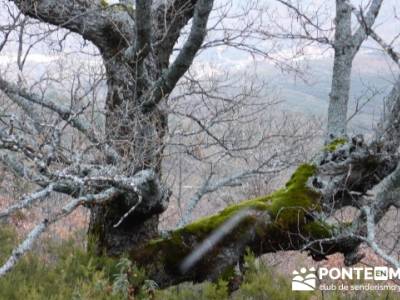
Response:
[0, 226, 398, 300]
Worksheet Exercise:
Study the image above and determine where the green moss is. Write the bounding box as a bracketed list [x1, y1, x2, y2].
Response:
[136, 164, 328, 275]
[303, 221, 334, 239]
[136, 230, 188, 270]
[100, 0, 108, 8]
[181, 198, 269, 236]
[178, 164, 320, 235]
[268, 164, 320, 228]
[324, 138, 347, 152]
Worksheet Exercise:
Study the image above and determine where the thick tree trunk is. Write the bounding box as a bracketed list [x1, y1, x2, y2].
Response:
[6, 0, 213, 259]
[327, 52, 353, 140]
[88, 52, 169, 255]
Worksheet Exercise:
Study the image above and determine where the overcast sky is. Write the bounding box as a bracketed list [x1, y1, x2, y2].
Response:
[0, 0, 397, 131]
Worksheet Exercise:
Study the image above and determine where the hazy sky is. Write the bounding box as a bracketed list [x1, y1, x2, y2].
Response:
[0, 0, 397, 131]
[0, 0, 398, 64]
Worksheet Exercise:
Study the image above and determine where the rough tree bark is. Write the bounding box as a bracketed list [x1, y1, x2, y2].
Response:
[327, 0, 383, 140]
[8, 0, 212, 256]
[327, 0, 353, 140]
[88, 0, 213, 255]
[88, 31, 168, 256]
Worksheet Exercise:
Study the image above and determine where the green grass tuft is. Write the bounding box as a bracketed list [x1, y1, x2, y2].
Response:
[0, 226, 147, 300]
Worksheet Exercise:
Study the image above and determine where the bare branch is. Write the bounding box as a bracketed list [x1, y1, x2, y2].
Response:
[142, 0, 214, 111]
[348, 0, 384, 54]
[359, 206, 400, 268]
[177, 163, 282, 227]
[0, 184, 53, 219]
[53, 169, 157, 195]
[153, 0, 197, 67]
[0, 187, 118, 277]
[0, 77, 120, 163]
[114, 186, 143, 227]
[10, 0, 134, 50]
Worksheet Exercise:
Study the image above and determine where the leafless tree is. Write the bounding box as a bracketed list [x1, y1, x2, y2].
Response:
[0, 0, 400, 292]
[263, 0, 384, 140]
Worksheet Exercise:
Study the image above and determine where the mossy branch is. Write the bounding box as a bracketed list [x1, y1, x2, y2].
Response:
[131, 164, 339, 287]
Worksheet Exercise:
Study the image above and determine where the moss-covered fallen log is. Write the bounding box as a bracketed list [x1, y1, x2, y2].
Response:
[130, 137, 398, 287]
[131, 164, 339, 287]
